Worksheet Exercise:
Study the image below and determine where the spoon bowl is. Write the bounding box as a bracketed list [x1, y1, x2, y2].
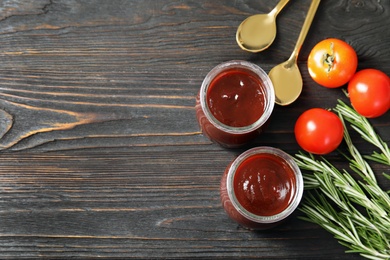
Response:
[269, 61, 302, 106]
[236, 0, 290, 53]
[269, 0, 321, 106]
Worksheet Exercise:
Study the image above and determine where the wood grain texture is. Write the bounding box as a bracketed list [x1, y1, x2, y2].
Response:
[0, 150, 366, 259]
[0, 0, 389, 259]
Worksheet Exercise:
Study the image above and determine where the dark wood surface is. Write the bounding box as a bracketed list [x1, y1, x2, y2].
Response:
[0, 0, 389, 259]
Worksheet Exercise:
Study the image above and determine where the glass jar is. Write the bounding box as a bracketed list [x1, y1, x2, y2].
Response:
[220, 147, 303, 230]
[195, 60, 275, 148]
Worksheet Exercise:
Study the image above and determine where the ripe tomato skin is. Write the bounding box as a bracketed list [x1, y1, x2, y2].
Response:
[308, 38, 358, 88]
[348, 69, 390, 118]
[294, 108, 344, 155]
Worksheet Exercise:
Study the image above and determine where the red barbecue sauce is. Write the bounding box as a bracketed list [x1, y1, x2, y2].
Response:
[233, 153, 295, 216]
[207, 68, 265, 127]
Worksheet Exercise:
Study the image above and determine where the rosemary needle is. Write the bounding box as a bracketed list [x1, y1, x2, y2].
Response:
[295, 100, 390, 260]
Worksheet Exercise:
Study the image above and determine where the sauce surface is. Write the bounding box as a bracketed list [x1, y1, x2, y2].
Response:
[207, 68, 265, 127]
[233, 153, 295, 216]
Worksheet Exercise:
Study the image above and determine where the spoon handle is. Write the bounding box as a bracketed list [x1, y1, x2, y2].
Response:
[288, 0, 320, 63]
[270, 0, 290, 17]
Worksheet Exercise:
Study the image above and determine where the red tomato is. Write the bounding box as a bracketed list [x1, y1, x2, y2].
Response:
[348, 69, 390, 118]
[308, 38, 358, 88]
[294, 108, 344, 155]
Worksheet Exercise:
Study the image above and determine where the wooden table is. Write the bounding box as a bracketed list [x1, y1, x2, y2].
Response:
[0, 0, 389, 259]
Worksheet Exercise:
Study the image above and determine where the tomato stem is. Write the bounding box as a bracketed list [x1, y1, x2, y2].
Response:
[323, 42, 335, 73]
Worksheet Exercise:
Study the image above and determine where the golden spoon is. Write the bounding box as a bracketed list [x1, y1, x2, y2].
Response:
[268, 0, 321, 106]
[236, 0, 290, 53]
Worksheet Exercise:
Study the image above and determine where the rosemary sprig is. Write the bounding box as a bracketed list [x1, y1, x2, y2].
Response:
[335, 101, 390, 207]
[295, 100, 390, 260]
[335, 100, 390, 166]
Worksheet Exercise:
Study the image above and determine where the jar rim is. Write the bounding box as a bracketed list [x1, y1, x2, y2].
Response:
[226, 146, 303, 224]
[199, 60, 275, 134]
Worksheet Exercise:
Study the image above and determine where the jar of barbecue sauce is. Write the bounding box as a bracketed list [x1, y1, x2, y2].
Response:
[195, 60, 275, 148]
[220, 147, 303, 230]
